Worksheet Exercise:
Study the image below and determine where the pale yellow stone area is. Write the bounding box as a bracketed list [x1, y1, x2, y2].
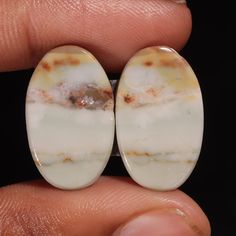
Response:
[117, 46, 201, 109]
[30, 46, 107, 91]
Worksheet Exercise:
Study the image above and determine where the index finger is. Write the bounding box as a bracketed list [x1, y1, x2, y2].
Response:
[0, 0, 191, 72]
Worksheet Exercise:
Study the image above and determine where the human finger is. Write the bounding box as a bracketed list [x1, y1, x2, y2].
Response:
[0, 0, 191, 72]
[0, 177, 210, 235]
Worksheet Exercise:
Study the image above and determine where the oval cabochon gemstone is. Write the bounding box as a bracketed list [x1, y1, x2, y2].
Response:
[26, 46, 114, 189]
[116, 46, 204, 190]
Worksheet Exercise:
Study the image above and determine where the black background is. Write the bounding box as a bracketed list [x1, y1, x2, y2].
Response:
[0, 1, 235, 235]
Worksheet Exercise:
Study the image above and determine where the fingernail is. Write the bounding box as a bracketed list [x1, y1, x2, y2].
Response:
[113, 209, 197, 236]
[170, 0, 187, 4]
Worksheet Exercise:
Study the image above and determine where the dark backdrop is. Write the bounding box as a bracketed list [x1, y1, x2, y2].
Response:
[0, 1, 234, 235]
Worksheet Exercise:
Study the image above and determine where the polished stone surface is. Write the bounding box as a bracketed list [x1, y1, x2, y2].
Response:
[26, 46, 114, 189]
[116, 46, 203, 190]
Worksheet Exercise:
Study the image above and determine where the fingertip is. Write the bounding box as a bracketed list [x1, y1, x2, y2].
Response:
[96, 1, 193, 72]
[163, 3, 192, 51]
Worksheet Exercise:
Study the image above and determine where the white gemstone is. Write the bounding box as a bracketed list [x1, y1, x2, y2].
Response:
[26, 46, 114, 189]
[116, 46, 204, 190]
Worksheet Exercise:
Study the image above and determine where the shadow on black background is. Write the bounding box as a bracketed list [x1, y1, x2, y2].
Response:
[0, 1, 234, 235]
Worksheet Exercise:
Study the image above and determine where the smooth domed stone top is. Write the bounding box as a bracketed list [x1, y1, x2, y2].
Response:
[116, 46, 203, 190]
[26, 46, 114, 189]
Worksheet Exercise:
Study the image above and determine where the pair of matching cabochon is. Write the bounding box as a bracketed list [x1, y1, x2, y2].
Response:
[26, 45, 203, 191]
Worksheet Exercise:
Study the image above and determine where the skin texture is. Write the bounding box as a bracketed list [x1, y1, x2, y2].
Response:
[0, 0, 191, 72]
[0, 0, 211, 235]
[0, 178, 210, 236]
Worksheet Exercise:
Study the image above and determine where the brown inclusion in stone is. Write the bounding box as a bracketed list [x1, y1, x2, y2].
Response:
[68, 85, 113, 110]
[124, 94, 135, 104]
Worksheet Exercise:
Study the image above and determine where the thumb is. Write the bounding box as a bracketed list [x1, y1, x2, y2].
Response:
[0, 177, 210, 235]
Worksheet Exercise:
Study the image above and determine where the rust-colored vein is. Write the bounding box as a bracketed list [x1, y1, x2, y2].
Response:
[63, 156, 73, 163]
